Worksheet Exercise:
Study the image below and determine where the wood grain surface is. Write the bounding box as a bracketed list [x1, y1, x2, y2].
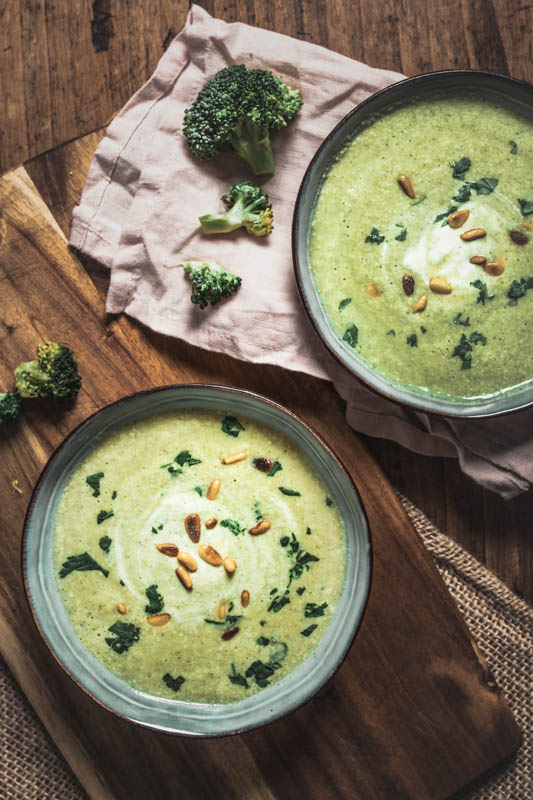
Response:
[0, 165, 522, 799]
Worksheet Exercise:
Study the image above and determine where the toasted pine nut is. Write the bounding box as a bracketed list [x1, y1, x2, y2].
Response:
[460, 228, 486, 242]
[484, 261, 506, 276]
[249, 519, 272, 536]
[519, 220, 533, 231]
[241, 590, 250, 608]
[253, 457, 273, 473]
[221, 627, 240, 641]
[205, 517, 217, 529]
[397, 175, 416, 199]
[156, 543, 179, 557]
[448, 209, 470, 229]
[147, 613, 171, 627]
[509, 229, 529, 245]
[221, 450, 247, 465]
[223, 556, 237, 574]
[207, 478, 221, 500]
[177, 551, 198, 572]
[217, 601, 227, 621]
[365, 282, 381, 297]
[184, 513, 201, 543]
[198, 544, 223, 566]
[413, 294, 427, 313]
[429, 275, 452, 294]
[176, 566, 193, 590]
[116, 602, 127, 615]
[402, 274, 415, 296]
[469, 256, 487, 266]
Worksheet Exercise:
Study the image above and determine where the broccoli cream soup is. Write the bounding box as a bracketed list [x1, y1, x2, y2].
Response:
[54, 410, 346, 703]
[310, 92, 533, 399]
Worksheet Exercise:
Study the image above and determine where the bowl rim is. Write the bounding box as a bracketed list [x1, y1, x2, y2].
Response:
[21, 382, 373, 738]
[292, 68, 533, 419]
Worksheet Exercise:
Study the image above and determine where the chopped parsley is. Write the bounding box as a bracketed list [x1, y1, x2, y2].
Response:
[420, 326, 427, 334]
[518, 198, 533, 216]
[452, 331, 487, 370]
[452, 183, 472, 203]
[267, 460, 282, 477]
[151, 523, 164, 534]
[111, 490, 117, 500]
[221, 415, 245, 437]
[507, 277, 533, 305]
[453, 312, 471, 327]
[279, 487, 301, 496]
[98, 536, 111, 553]
[281, 533, 319, 584]
[471, 279, 495, 305]
[59, 553, 109, 579]
[342, 324, 358, 348]
[194, 486, 203, 496]
[509, 140, 518, 155]
[338, 297, 352, 311]
[325, 497, 333, 507]
[86, 472, 104, 497]
[228, 663, 249, 688]
[395, 227, 407, 241]
[434, 205, 458, 226]
[387, 329, 396, 336]
[450, 156, 471, 180]
[161, 450, 201, 476]
[469, 177, 498, 195]
[406, 333, 418, 347]
[220, 518, 246, 536]
[205, 607, 243, 628]
[145, 584, 164, 615]
[301, 624, 318, 637]
[365, 227, 385, 244]
[268, 590, 290, 613]
[96, 509, 114, 525]
[296, 586, 306, 596]
[253, 501, 262, 522]
[257, 636, 270, 646]
[105, 621, 140, 654]
[245, 660, 278, 688]
[162, 674, 185, 692]
[411, 194, 426, 206]
[305, 602, 328, 618]
[306, 526, 312, 535]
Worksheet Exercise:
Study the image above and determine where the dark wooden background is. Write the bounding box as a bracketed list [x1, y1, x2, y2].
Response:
[1, 0, 532, 604]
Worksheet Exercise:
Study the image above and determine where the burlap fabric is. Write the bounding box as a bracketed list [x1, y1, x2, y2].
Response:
[1, 499, 531, 800]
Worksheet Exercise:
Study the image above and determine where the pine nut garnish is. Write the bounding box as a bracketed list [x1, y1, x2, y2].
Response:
[241, 589, 250, 608]
[198, 544, 223, 566]
[147, 613, 171, 627]
[429, 275, 452, 294]
[484, 261, 505, 276]
[249, 519, 272, 535]
[460, 228, 486, 242]
[177, 551, 198, 572]
[253, 457, 273, 473]
[413, 294, 427, 313]
[207, 478, 221, 500]
[205, 517, 217, 530]
[116, 602, 127, 615]
[176, 566, 193, 590]
[223, 556, 237, 574]
[519, 220, 533, 231]
[156, 543, 179, 557]
[448, 209, 470, 229]
[509, 229, 529, 245]
[217, 601, 227, 621]
[397, 175, 416, 199]
[221, 450, 247, 465]
[469, 256, 487, 266]
[184, 513, 201, 543]
[402, 274, 415, 296]
[221, 627, 239, 641]
[365, 282, 381, 297]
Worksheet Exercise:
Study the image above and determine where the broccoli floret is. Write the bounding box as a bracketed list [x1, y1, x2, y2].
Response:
[183, 64, 302, 175]
[199, 181, 274, 237]
[14, 342, 81, 403]
[0, 392, 20, 424]
[183, 261, 242, 309]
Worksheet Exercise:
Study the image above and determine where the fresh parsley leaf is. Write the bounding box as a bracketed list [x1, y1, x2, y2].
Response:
[194, 486, 203, 496]
[406, 333, 418, 347]
[268, 590, 290, 613]
[434, 205, 458, 226]
[151, 524, 164, 534]
[325, 497, 333, 507]
[470, 177, 498, 195]
[365, 227, 385, 244]
[509, 140, 518, 155]
[453, 312, 470, 327]
[518, 198, 533, 216]
[452, 331, 487, 370]
[145, 584, 164, 615]
[279, 487, 301, 497]
[176, 450, 202, 467]
[338, 297, 352, 311]
[267, 460, 282, 477]
[253, 501, 262, 522]
[97, 510, 114, 525]
[245, 660, 278, 688]
[220, 519, 246, 536]
[99, 536, 111, 553]
[279, 536, 289, 547]
[342, 324, 358, 348]
[301, 624, 318, 637]
[221, 415, 245, 437]
[257, 636, 270, 646]
[59, 553, 109, 579]
[306, 527, 312, 535]
[228, 663, 249, 688]
[420, 326, 427, 334]
[296, 586, 306, 595]
[452, 183, 472, 203]
[260, 620, 266, 626]
[162, 673, 185, 692]
[471, 279, 495, 305]
[386, 329, 396, 336]
[86, 472, 104, 497]
[395, 228, 407, 241]
[450, 156, 471, 180]
[204, 613, 243, 628]
[105, 621, 140, 654]
[111, 490, 117, 500]
[305, 602, 328, 618]
[411, 195, 426, 206]
[507, 277, 533, 305]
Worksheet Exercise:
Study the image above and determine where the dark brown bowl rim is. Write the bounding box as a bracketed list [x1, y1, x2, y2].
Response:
[292, 68, 533, 420]
[21, 383, 373, 738]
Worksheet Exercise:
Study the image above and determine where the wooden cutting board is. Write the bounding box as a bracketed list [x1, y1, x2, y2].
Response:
[0, 162, 522, 800]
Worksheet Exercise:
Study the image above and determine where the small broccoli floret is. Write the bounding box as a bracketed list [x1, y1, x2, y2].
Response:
[183, 64, 302, 175]
[14, 342, 81, 403]
[183, 261, 242, 309]
[0, 392, 20, 424]
[199, 181, 274, 237]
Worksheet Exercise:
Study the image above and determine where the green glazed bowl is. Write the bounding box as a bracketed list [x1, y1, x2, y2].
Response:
[23, 385, 372, 737]
[293, 69, 533, 418]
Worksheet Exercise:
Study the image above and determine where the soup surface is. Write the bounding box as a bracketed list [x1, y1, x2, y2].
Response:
[310, 91, 533, 399]
[54, 409, 346, 703]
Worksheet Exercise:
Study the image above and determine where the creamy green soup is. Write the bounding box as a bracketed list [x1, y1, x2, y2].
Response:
[54, 410, 346, 703]
[310, 92, 533, 399]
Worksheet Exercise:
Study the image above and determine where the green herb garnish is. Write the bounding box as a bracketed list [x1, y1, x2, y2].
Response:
[450, 157, 471, 180]
[279, 487, 301, 497]
[395, 228, 407, 241]
[411, 195, 426, 206]
[145, 584, 164, 615]
[257, 636, 270, 646]
[221, 415, 245, 437]
[267, 460, 282, 477]
[268, 590, 290, 613]
[434, 205, 458, 226]
[387, 329, 396, 336]
[507, 277, 533, 305]
[305, 602, 328, 618]
[99, 536, 111, 553]
[194, 486, 203, 496]
[406, 333, 418, 347]
[452, 331, 487, 370]
[471, 279, 495, 305]
[163, 674, 185, 692]
[111, 490, 117, 500]
[518, 198, 533, 216]
[306, 526, 312, 535]
[59, 553, 109, 579]
[86, 472, 104, 497]
[105, 621, 140, 654]
[175, 450, 202, 467]
[469, 177, 498, 195]
[301, 624, 318, 637]
[338, 297, 352, 311]
[325, 497, 333, 507]
[453, 312, 470, 327]
[509, 140, 518, 155]
[452, 183, 472, 203]
[296, 586, 306, 595]
[342, 324, 358, 348]
[245, 660, 279, 688]
[228, 663, 249, 688]
[220, 519, 246, 536]
[253, 501, 262, 522]
[365, 227, 385, 244]
[151, 523, 164, 534]
[97, 509, 114, 525]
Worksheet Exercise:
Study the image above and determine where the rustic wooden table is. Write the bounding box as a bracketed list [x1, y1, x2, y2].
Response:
[1, 0, 532, 611]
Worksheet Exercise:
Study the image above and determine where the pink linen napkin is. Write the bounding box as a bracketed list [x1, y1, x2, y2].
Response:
[70, 5, 533, 499]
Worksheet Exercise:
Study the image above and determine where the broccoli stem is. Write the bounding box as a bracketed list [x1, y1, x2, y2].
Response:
[228, 118, 275, 176]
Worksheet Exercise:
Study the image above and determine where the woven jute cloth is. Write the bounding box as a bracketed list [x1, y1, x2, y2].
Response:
[1, 498, 531, 800]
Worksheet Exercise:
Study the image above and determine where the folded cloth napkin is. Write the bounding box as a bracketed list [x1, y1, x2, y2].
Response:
[70, 5, 533, 499]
